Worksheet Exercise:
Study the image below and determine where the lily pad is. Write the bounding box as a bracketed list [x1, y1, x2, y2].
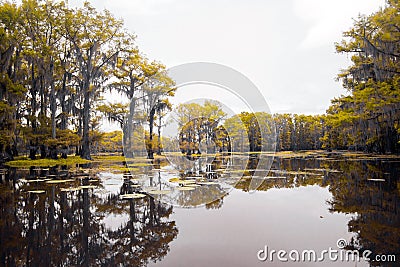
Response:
[46, 179, 74, 184]
[176, 186, 196, 191]
[169, 177, 181, 183]
[179, 180, 196, 185]
[367, 178, 385, 182]
[60, 187, 81, 192]
[28, 190, 46, 194]
[188, 184, 201, 187]
[26, 179, 45, 183]
[120, 193, 147, 199]
[148, 190, 171, 195]
[304, 168, 327, 172]
[197, 181, 219, 185]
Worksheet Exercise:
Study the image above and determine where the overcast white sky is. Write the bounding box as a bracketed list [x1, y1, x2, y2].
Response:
[70, 0, 385, 117]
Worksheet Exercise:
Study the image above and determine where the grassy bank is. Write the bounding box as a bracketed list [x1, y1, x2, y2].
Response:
[5, 156, 91, 167]
[5, 150, 400, 168]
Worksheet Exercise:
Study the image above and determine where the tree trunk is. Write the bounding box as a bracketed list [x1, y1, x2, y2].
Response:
[4, 145, 14, 161]
[81, 88, 91, 160]
[50, 61, 57, 140]
[60, 146, 68, 159]
[40, 144, 47, 159]
[124, 97, 136, 158]
[49, 146, 58, 159]
[29, 143, 37, 160]
[60, 72, 68, 130]
[157, 115, 162, 155]
[147, 107, 156, 159]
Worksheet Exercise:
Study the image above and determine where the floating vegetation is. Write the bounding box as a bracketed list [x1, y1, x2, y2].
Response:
[303, 172, 323, 176]
[28, 190, 46, 194]
[197, 182, 218, 185]
[148, 190, 171, 195]
[128, 162, 153, 167]
[328, 169, 342, 173]
[367, 178, 385, 182]
[60, 187, 81, 192]
[117, 167, 140, 172]
[46, 179, 74, 184]
[178, 180, 196, 185]
[26, 179, 46, 183]
[304, 168, 342, 173]
[5, 156, 91, 167]
[92, 155, 126, 162]
[120, 193, 147, 199]
[304, 168, 327, 172]
[176, 186, 196, 191]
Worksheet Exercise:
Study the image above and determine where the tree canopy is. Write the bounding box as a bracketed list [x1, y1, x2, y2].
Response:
[324, 0, 400, 153]
[0, 0, 175, 161]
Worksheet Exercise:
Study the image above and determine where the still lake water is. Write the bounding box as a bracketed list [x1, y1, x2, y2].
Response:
[0, 155, 399, 266]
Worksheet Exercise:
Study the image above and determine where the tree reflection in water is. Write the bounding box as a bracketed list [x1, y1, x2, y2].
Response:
[325, 160, 400, 267]
[0, 172, 178, 266]
[0, 157, 399, 266]
[235, 157, 400, 267]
